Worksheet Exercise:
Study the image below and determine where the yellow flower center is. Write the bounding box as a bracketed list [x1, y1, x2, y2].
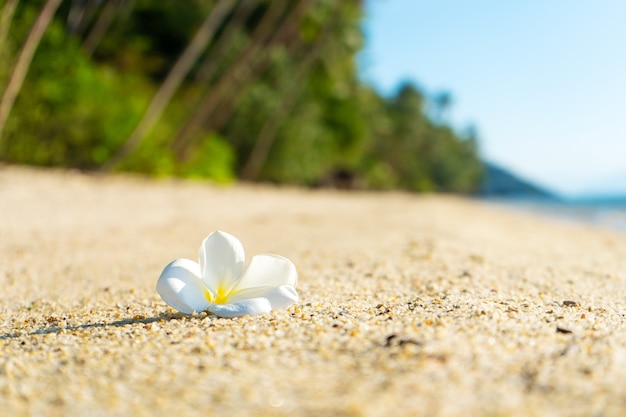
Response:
[211, 284, 231, 305]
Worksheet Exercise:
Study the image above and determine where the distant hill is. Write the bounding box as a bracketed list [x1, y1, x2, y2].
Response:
[479, 162, 557, 199]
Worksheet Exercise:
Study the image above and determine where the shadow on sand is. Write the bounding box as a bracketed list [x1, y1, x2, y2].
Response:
[0, 311, 192, 340]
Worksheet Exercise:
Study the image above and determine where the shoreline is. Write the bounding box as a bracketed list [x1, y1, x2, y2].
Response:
[1, 166, 625, 417]
[484, 196, 626, 233]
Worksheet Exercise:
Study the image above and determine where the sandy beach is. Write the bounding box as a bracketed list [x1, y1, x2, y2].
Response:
[1, 165, 625, 417]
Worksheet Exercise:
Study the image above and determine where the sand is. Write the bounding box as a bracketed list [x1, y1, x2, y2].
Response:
[1, 165, 625, 417]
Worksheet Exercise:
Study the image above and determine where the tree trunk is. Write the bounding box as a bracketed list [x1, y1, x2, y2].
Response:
[204, 23, 299, 132]
[0, 0, 62, 143]
[207, 0, 314, 134]
[240, 26, 331, 181]
[82, 0, 124, 55]
[73, 0, 103, 36]
[170, 0, 290, 158]
[194, 0, 256, 83]
[101, 0, 237, 170]
[171, 0, 317, 160]
[204, 10, 306, 135]
[0, 0, 20, 45]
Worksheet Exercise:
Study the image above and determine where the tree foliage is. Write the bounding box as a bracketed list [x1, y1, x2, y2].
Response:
[0, 0, 483, 192]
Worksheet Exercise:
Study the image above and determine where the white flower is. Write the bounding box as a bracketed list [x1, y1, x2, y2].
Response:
[156, 231, 298, 318]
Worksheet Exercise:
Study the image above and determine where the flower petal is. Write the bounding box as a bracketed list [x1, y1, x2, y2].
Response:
[234, 254, 298, 291]
[199, 231, 245, 294]
[207, 298, 272, 318]
[229, 285, 298, 310]
[156, 258, 210, 314]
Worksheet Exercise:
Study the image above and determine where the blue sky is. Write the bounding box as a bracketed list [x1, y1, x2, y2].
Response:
[359, 0, 626, 196]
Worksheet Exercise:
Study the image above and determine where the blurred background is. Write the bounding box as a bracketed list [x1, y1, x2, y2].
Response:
[0, 0, 482, 193]
[0, 0, 624, 210]
[361, 0, 626, 199]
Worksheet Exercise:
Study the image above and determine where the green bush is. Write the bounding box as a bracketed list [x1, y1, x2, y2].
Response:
[1, 15, 148, 168]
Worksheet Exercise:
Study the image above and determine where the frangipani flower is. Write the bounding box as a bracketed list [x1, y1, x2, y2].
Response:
[156, 231, 298, 318]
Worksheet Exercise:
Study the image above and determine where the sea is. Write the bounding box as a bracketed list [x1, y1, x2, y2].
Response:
[485, 196, 626, 233]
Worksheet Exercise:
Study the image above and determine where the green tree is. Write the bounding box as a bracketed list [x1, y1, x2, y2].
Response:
[0, 0, 483, 192]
